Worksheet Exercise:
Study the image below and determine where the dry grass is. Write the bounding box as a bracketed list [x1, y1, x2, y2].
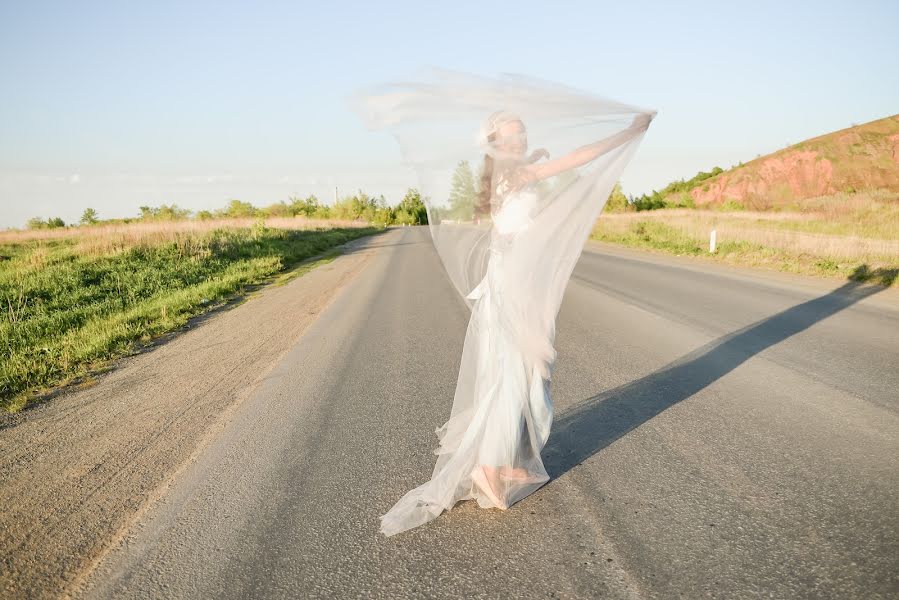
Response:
[0, 217, 372, 259]
[598, 211, 899, 261]
[593, 190, 898, 285]
[0, 216, 370, 242]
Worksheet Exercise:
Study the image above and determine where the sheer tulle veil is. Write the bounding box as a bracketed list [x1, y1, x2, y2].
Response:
[351, 69, 655, 536]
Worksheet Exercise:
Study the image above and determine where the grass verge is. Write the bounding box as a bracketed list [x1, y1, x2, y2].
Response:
[1, 222, 379, 411]
[592, 198, 899, 287]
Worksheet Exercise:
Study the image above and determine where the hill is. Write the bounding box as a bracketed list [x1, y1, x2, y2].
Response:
[660, 114, 899, 210]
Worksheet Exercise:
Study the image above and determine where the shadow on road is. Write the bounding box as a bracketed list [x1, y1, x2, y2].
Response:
[542, 266, 898, 480]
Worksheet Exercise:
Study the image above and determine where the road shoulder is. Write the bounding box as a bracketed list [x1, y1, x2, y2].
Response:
[585, 239, 899, 311]
[0, 232, 388, 599]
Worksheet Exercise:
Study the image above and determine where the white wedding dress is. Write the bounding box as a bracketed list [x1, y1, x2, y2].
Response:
[380, 185, 554, 537]
[355, 69, 656, 538]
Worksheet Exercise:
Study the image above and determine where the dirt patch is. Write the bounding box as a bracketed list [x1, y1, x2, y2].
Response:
[687, 114, 899, 209]
[691, 150, 834, 208]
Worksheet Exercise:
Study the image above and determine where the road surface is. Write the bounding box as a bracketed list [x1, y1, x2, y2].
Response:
[29, 226, 899, 598]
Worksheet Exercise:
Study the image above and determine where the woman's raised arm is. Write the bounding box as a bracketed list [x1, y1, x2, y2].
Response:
[523, 112, 654, 183]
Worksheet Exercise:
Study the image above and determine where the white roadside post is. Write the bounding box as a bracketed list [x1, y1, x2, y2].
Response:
[710, 229, 717, 253]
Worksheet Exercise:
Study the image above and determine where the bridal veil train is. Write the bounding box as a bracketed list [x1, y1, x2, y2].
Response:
[352, 70, 655, 536]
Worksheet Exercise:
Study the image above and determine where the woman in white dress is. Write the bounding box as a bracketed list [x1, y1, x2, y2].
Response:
[379, 109, 654, 536]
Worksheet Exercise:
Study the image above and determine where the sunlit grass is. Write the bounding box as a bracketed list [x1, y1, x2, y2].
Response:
[592, 191, 899, 285]
[0, 219, 379, 411]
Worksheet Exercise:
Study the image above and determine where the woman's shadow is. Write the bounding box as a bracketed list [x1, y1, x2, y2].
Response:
[542, 266, 898, 479]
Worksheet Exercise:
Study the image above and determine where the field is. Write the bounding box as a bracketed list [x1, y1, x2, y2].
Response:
[0, 218, 379, 411]
[593, 190, 899, 285]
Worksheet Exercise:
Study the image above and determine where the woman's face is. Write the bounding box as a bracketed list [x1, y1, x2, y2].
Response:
[495, 120, 528, 158]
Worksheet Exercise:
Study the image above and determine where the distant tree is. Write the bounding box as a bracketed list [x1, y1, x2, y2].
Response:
[357, 192, 381, 223]
[632, 190, 667, 211]
[196, 210, 214, 220]
[139, 204, 191, 220]
[393, 209, 415, 225]
[605, 182, 629, 212]
[330, 191, 384, 222]
[630, 165, 727, 209]
[161, 205, 190, 220]
[370, 194, 394, 226]
[26, 217, 46, 230]
[220, 199, 257, 219]
[395, 188, 428, 225]
[262, 201, 291, 218]
[80, 208, 99, 225]
[288, 194, 323, 217]
[332, 194, 361, 220]
[448, 161, 477, 221]
[47, 217, 66, 228]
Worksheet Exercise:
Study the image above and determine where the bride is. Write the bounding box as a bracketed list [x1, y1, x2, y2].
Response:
[378, 108, 654, 537]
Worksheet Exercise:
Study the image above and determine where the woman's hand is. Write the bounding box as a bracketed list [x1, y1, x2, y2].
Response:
[528, 148, 550, 163]
[631, 112, 654, 131]
[506, 167, 537, 192]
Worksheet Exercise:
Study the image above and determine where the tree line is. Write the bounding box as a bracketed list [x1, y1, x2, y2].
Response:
[444, 160, 633, 219]
[24, 189, 429, 230]
[443, 160, 735, 215]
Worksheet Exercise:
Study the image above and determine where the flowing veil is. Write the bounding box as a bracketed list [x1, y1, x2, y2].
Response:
[352, 69, 655, 535]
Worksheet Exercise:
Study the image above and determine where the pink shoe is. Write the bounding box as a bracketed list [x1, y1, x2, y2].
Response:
[471, 466, 508, 509]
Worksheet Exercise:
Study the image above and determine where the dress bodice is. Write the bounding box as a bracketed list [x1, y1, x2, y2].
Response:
[492, 183, 537, 236]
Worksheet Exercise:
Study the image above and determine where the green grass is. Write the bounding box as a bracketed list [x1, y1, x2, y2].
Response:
[591, 220, 707, 255]
[0, 224, 379, 411]
[591, 218, 898, 286]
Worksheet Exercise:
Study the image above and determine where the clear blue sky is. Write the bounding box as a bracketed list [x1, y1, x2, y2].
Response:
[1, 0, 897, 228]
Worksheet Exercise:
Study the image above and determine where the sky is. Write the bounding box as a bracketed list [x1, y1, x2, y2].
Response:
[1, 0, 897, 229]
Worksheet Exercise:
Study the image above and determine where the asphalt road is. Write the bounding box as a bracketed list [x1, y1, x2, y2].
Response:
[79, 226, 899, 599]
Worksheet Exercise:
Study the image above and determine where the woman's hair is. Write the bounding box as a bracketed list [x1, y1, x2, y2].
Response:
[476, 110, 522, 218]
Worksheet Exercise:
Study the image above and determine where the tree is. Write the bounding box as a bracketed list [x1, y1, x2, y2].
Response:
[331, 194, 363, 220]
[605, 182, 629, 212]
[330, 191, 384, 222]
[632, 190, 667, 211]
[448, 161, 476, 221]
[138, 204, 191, 220]
[395, 188, 428, 225]
[312, 204, 332, 219]
[370, 194, 393, 226]
[220, 199, 257, 219]
[393, 209, 415, 225]
[262, 201, 291, 218]
[80, 208, 99, 225]
[26, 217, 46, 230]
[288, 194, 323, 217]
[47, 217, 66, 228]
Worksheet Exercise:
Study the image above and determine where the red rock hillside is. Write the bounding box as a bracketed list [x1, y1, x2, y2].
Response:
[687, 114, 899, 210]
